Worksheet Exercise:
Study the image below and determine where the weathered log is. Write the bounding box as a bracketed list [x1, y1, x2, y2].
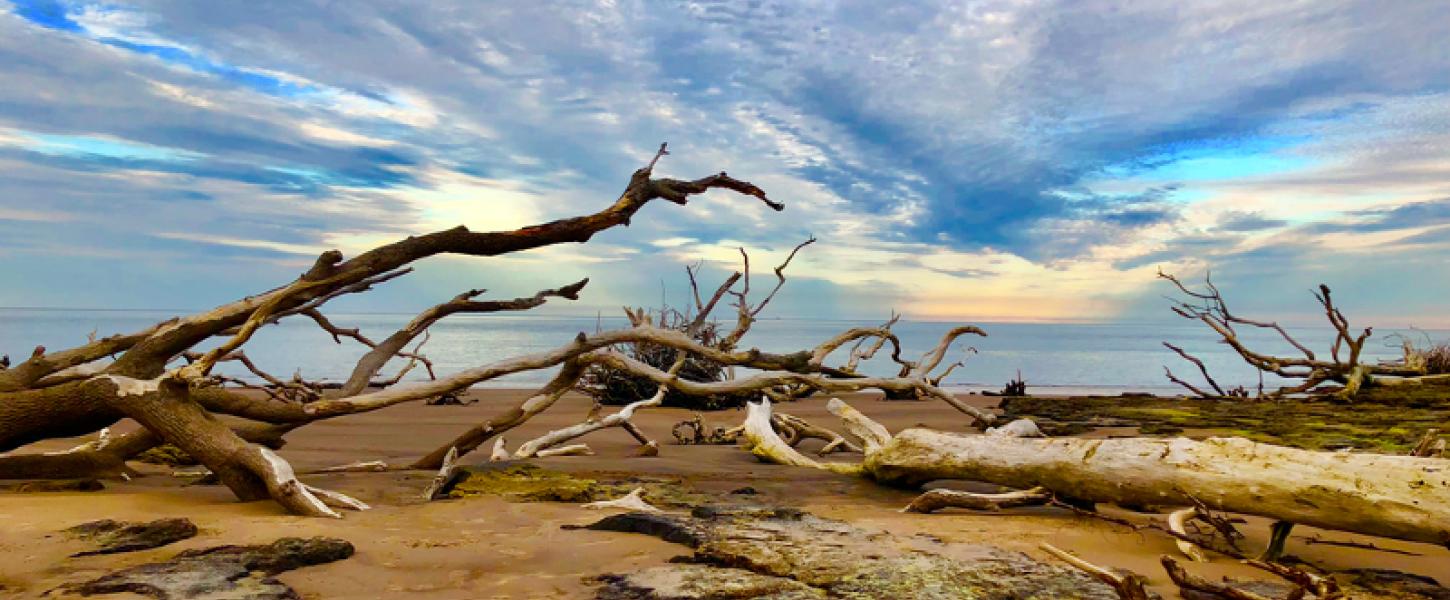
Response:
[902, 486, 1050, 513]
[864, 428, 1450, 548]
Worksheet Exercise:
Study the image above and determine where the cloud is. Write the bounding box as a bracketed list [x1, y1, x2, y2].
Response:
[1217, 211, 1289, 232]
[0, 0, 1448, 325]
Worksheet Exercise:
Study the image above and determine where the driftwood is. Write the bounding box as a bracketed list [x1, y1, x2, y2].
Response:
[1040, 543, 1156, 600]
[0, 144, 1001, 517]
[1160, 270, 1447, 399]
[422, 446, 460, 501]
[1167, 508, 1209, 562]
[868, 427, 1450, 547]
[1161, 556, 1283, 600]
[514, 397, 659, 458]
[902, 486, 1050, 513]
[743, 398, 1450, 551]
[489, 438, 510, 462]
[533, 443, 594, 458]
[582, 487, 661, 513]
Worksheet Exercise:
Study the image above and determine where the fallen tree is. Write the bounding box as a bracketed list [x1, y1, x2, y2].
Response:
[1159, 270, 1450, 400]
[740, 397, 1450, 551]
[0, 144, 992, 517]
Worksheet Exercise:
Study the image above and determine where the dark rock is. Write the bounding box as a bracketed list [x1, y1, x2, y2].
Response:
[67, 537, 353, 600]
[577, 508, 1122, 599]
[1343, 568, 1450, 599]
[67, 517, 199, 556]
[1179, 580, 1300, 600]
[572, 512, 709, 547]
[595, 565, 823, 599]
[729, 486, 759, 495]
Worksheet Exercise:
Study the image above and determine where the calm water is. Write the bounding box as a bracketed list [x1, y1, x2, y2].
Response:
[1, 308, 1443, 395]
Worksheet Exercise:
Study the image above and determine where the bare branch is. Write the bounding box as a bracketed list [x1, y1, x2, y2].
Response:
[514, 394, 662, 458]
[1161, 556, 1279, 600]
[905, 487, 1051, 513]
[1162, 343, 1225, 397]
[336, 278, 587, 397]
[1040, 544, 1154, 600]
[1160, 271, 1424, 399]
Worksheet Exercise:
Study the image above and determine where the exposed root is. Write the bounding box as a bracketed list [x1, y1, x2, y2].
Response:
[1411, 428, 1445, 457]
[302, 484, 370, 512]
[256, 448, 340, 518]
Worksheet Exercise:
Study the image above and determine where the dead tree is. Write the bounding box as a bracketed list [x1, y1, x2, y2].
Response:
[0, 144, 994, 517]
[740, 397, 1450, 550]
[1159, 270, 1448, 400]
[574, 236, 816, 410]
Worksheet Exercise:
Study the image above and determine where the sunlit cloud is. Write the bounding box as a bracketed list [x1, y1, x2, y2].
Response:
[0, 0, 1447, 324]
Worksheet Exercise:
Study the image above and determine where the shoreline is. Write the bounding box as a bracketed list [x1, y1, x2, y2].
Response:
[3, 389, 1447, 598]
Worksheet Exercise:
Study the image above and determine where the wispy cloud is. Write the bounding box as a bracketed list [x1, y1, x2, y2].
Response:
[1, 0, 1448, 324]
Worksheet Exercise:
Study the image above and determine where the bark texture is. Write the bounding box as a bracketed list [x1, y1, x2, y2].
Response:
[865, 429, 1450, 547]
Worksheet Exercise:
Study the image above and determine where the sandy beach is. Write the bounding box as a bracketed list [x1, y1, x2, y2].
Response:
[2, 389, 1445, 599]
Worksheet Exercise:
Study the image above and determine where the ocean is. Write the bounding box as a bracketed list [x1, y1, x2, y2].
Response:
[2, 308, 1442, 396]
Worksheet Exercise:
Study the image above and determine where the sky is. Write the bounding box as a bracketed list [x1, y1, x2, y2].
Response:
[1, 0, 1448, 327]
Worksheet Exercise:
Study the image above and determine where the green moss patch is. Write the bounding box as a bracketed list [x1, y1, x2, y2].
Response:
[445, 463, 710, 507]
[134, 444, 197, 466]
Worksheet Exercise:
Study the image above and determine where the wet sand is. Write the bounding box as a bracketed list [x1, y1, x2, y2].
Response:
[2, 390, 1446, 598]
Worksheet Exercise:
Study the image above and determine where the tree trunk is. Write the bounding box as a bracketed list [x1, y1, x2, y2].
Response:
[0, 380, 125, 452]
[98, 377, 347, 517]
[864, 428, 1450, 548]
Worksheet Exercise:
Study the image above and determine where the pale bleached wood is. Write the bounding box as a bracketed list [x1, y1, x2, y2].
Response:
[583, 487, 661, 513]
[422, 446, 459, 501]
[867, 428, 1450, 547]
[514, 396, 660, 459]
[534, 443, 594, 458]
[1167, 508, 1208, 562]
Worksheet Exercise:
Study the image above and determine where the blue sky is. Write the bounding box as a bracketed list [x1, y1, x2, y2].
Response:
[1, 0, 1448, 326]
